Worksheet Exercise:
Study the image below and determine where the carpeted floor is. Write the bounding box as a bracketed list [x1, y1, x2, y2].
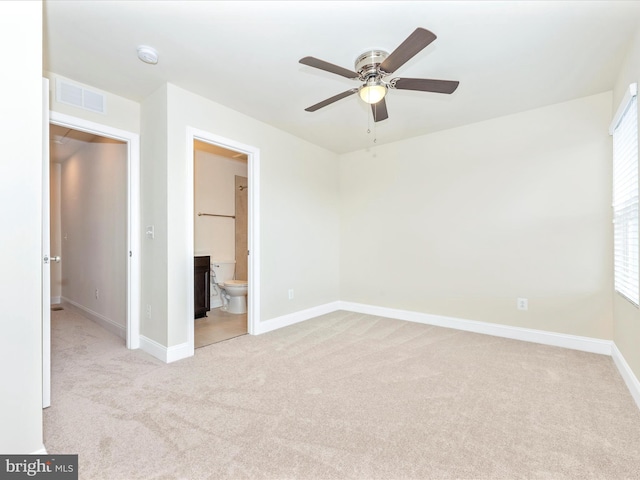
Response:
[44, 307, 640, 479]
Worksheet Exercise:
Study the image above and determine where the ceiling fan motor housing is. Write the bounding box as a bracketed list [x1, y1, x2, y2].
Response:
[355, 50, 389, 80]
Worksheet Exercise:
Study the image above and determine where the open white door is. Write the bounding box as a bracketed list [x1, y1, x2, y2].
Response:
[42, 78, 51, 409]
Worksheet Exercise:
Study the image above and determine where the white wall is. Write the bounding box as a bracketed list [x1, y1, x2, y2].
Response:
[139, 83, 341, 348]
[61, 139, 127, 334]
[340, 92, 613, 340]
[140, 85, 169, 346]
[0, 0, 44, 453]
[194, 150, 247, 261]
[45, 72, 140, 134]
[612, 26, 640, 381]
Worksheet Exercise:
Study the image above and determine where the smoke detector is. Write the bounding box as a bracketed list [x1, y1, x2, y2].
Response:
[137, 46, 158, 65]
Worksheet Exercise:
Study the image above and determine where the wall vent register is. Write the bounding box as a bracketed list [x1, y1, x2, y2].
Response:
[56, 78, 106, 114]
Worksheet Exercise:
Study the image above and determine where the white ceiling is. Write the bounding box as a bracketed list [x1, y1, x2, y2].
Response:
[44, 1, 640, 154]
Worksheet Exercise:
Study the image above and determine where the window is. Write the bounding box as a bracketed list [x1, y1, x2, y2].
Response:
[611, 83, 639, 305]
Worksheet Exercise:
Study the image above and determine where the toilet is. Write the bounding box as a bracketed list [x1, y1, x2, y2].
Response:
[210, 260, 248, 314]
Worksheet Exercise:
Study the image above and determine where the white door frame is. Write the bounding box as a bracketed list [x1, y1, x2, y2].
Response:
[48, 111, 141, 349]
[186, 127, 260, 352]
[42, 79, 51, 408]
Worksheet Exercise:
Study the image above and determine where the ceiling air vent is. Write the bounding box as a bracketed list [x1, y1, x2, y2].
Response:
[56, 79, 106, 114]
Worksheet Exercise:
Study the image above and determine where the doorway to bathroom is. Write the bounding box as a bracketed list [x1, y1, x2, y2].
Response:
[192, 138, 251, 348]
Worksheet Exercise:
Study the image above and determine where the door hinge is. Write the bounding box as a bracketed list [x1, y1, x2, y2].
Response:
[129, 251, 132, 257]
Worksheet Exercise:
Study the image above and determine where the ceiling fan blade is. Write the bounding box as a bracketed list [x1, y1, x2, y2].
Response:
[379, 28, 437, 75]
[305, 89, 358, 112]
[299, 56, 359, 79]
[392, 77, 459, 94]
[371, 98, 389, 122]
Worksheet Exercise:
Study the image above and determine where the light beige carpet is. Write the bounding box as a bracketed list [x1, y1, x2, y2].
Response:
[44, 307, 640, 479]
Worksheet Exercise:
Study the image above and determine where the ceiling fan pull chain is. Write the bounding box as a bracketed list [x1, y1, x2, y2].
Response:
[373, 104, 377, 143]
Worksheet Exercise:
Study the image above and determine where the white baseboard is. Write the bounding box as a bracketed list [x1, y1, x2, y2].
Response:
[139, 335, 192, 363]
[51, 296, 61, 305]
[226, 299, 640, 409]
[612, 343, 640, 410]
[61, 297, 126, 340]
[31, 446, 47, 454]
[254, 301, 342, 335]
[338, 301, 613, 355]
[167, 342, 192, 363]
[255, 300, 613, 355]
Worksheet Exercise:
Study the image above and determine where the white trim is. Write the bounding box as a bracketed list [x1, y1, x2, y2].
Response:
[139, 335, 166, 362]
[612, 343, 640, 410]
[31, 446, 48, 455]
[42, 78, 51, 409]
[254, 301, 342, 335]
[49, 111, 140, 350]
[185, 128, 261, 357]
[609, 82, 638, 135]
[62, 297, 126, 340]
[51, 296, 61, 305]
[127, 131, 141, 350]
[339, 301, 612, 355]
[139, 335, 191, 363]
[167, 342, 192, 363]
[256, 301, 612, 354]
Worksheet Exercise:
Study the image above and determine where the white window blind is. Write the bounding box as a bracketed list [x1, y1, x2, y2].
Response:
[612, 85, 639, 305]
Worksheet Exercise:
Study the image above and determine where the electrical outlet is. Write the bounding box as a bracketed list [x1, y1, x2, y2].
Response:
[95, 289, 99, 300]
[146, 304, 151, 319]
[517, 297, 528, 311]
[288, 289, 294, 300]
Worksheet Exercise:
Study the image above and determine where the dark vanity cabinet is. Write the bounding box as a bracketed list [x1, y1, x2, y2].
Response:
[194, 256, 210, 319]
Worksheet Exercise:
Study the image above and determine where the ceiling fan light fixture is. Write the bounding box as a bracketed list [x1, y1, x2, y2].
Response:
[359, 80, 387, 104]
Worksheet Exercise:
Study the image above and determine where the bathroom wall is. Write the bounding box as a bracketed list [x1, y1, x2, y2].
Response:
[61, 137, 128, 336]
[193, 147, 247, 263]
[235, 175, 248, 281]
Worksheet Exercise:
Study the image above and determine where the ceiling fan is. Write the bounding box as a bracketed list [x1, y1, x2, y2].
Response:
[299, 27, 459, 122]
